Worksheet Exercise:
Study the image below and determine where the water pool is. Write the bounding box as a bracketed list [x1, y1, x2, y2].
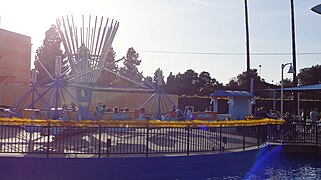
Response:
[201, 153, 321, 180]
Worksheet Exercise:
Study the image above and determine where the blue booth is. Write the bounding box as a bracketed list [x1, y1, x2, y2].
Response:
[210, 90, 254, 120]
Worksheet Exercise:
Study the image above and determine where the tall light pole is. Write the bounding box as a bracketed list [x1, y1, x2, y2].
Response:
[290, 0, 298, 115]
[297, 78, 303, 116]
[281, 63, 295, 117]
[244, 0, 251, 92]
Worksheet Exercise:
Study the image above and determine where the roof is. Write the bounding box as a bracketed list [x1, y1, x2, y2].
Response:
[271, 83, 321, 91]
[282, 83, 321, 91]
[210, 90, 254, 98]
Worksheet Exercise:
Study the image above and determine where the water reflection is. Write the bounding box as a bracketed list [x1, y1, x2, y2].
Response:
[204, 155, 321, 180]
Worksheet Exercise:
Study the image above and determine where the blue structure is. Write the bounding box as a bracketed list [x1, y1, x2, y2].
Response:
[11, 15, 183, 120]
[211, 90, 254, 120]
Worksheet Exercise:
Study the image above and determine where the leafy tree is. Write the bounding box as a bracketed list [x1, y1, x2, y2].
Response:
[144, 76, 154, 88]
[153, 68, 165, 87]
[226, 77, 239, 90]
[164, 72, 178, 94]
[119, 47, 142, 83]
[227, 69, 278, 98]
[197, 71, 222, 96]
[34, 25, 66, 85]
[298, 64, 321, 85]
[282, 78, 293, 88]
[96, 47, 119, 87]
[297, 64, 321, 99]
[179, 69, 199, 96]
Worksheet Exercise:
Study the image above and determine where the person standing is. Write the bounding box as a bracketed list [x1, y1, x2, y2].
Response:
[310, 108, 318, 133]
[300, 108, 305, 122]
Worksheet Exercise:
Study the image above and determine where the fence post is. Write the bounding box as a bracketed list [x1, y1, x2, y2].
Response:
[46, 122, 51, 157]
[146, 124, 149, 157]
[303, 122, 307, 143]
[257, 125, 260, 148]
[187, 125, 190, 156]
[316, 125, 318, 147]
[98, 126, 102, 158]
[219, 124, 222, 153]
[282, 123, 285, 146]
[243, 124, 246, 151]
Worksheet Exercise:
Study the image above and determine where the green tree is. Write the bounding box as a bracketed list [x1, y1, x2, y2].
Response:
[197, 71, 222, 96]
[34, 25, 66, 85]
[298, 64, 321, 85]
[180, 69, 199, 96]
[226, 69, 278, 98]
[119, 47, 142, 83]
[153, 68, 165, 88]
[96, 47, 119, 87]
[226, 77, 240, 90]
[297, 64, 321, 99]
[164, 72, 178, 94]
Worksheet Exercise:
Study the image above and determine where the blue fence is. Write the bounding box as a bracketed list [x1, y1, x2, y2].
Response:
[0, 124, 268, 157]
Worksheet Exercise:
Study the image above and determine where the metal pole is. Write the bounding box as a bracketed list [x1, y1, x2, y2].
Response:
[273, 91, 276, 111]
[244, 0, 250, 72]
[297, 92, 300, 116]
[219, 125, 222, 153]
[257, 125, 260, 148]
[244, 0, 251, 91]
[243, 124, 246, 150]
[98, 126, 102, 158]
[187, 125, 190, 156]
[281, 64, 284, 117]
[315, 123, 318, 147]
[146, 125, 149, 157]
[290, 0, 298, 116]
[46, 123, 51, 157]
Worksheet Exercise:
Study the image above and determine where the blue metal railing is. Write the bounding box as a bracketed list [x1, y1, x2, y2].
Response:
[0, 124, 268, 157]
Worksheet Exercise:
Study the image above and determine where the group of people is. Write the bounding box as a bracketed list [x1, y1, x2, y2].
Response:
[254, 106, 320, 124]
[254, 107, 279, 119]
[93, 102, 131, 120]
[302, 107, 319, 124]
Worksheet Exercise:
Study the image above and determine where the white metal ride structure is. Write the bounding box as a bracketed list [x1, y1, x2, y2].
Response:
[13, 15, 183, 120]
[12, 15, 120, 120]
[57, 15, 183, 120]
[56, 15, 121, 119]
[56, 15, 119, 86]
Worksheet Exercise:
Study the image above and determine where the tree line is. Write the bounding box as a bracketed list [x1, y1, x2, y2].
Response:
[35, 25, 321, 99]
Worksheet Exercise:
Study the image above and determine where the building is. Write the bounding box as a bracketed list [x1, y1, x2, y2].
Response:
[0, 28, 31, 85]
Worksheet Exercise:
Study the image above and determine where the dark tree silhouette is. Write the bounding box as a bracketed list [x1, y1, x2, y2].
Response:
[197, 71, 222, 96]
[164, 72, 178, 94]
[298, 64, 321, 85]
[119, 47, 142, 83]
[297, 64, 321, 99]
[96, 47, 119, 87]
[34, 25, 66, 85]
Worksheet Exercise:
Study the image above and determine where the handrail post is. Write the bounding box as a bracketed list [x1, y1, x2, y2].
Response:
[219, 124, 222, 153]
[46, 122, 51, 157]
[98, 126, 102, 158]
[187, 125, 190, 156]
[146, 124, 149, 157]
[243, 124, 246, 151]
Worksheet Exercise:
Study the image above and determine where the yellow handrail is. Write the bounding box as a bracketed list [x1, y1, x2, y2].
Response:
[0, 118, 284, 127]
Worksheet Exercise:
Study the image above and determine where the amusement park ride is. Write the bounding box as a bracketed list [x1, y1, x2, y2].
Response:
[10, 15, 186, 121]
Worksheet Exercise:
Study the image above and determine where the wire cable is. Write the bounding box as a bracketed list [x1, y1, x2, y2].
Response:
[138, 50, 321, 56]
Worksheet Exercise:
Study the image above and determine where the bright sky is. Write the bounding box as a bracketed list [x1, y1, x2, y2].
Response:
[1, 0, 321, 85]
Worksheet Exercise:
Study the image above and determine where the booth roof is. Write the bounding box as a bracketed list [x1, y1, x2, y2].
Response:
[211, 90, 253, 97]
